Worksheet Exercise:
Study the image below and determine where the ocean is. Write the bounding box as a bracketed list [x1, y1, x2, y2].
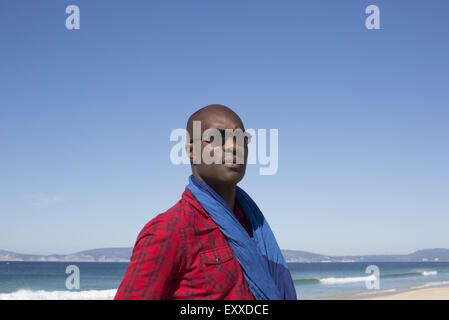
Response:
[1, 261, 449, 299]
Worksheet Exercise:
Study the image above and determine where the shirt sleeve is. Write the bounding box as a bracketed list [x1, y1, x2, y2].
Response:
[114, 215, 184, 300]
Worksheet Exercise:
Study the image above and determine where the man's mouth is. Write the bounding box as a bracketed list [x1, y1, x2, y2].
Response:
[223, 163, 243, 168]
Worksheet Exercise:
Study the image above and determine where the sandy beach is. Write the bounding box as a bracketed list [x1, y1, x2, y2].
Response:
[366, 286, 449, 300]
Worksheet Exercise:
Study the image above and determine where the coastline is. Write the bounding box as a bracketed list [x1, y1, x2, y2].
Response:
[366, 285, 449, 300]
[321, 285, 449, 300]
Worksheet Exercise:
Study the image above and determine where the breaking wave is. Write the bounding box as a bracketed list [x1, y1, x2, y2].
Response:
[0, 289, 117, 300]
[294, 270, 439, 286]
[294, 275, 377, 285]
[383, 270, 438, 278]
[410, 280, 449, 290]
[421, 271, 438, 276]
[319, 275, 377, 285]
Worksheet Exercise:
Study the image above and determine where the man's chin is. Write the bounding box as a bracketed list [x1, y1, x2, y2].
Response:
[196, 163, 246, 186]
[219, 164, 246, 183]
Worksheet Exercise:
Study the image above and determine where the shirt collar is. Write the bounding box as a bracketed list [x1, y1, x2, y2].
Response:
[182, 187, 210, 218]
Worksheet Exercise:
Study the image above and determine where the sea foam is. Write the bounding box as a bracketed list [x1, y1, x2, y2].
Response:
[319, 274, 377, 285]
[421, 271, 438, 276]
[410, 280, 449, 290]
[0, 289, 117, 300]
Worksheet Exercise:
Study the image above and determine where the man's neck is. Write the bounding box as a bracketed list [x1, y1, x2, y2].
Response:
[212, 184, 236, 212]
[192, 174, 236, 211]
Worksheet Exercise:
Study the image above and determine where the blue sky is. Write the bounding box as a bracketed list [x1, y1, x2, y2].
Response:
[0, 0, 448, 256]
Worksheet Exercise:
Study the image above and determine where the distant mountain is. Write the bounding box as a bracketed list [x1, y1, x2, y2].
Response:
[407, 249, 449, 261]
[1, 248, 448, 263]
[0, 248, 132, 262]
[281, 250, 333, 262]
[284, 248, 449, 263]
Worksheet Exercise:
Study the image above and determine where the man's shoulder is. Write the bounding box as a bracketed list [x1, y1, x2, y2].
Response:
[136, 188, 205, 240]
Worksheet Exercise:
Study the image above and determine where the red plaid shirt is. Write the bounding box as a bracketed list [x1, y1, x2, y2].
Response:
[114, 188, 255, 300]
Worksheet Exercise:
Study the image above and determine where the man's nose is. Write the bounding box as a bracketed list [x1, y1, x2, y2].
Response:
[223, 137, 237, 153]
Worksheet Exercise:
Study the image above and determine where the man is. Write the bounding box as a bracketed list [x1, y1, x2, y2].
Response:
[115, 104, 296, 300]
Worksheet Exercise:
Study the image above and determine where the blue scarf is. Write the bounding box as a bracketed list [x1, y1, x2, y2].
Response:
[186, 175, 297, 300]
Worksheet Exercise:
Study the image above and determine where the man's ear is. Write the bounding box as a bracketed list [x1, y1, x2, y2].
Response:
[186, 143, 194, 162]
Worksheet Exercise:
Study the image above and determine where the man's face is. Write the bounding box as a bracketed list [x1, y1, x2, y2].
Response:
[188, 111, 249, 187]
